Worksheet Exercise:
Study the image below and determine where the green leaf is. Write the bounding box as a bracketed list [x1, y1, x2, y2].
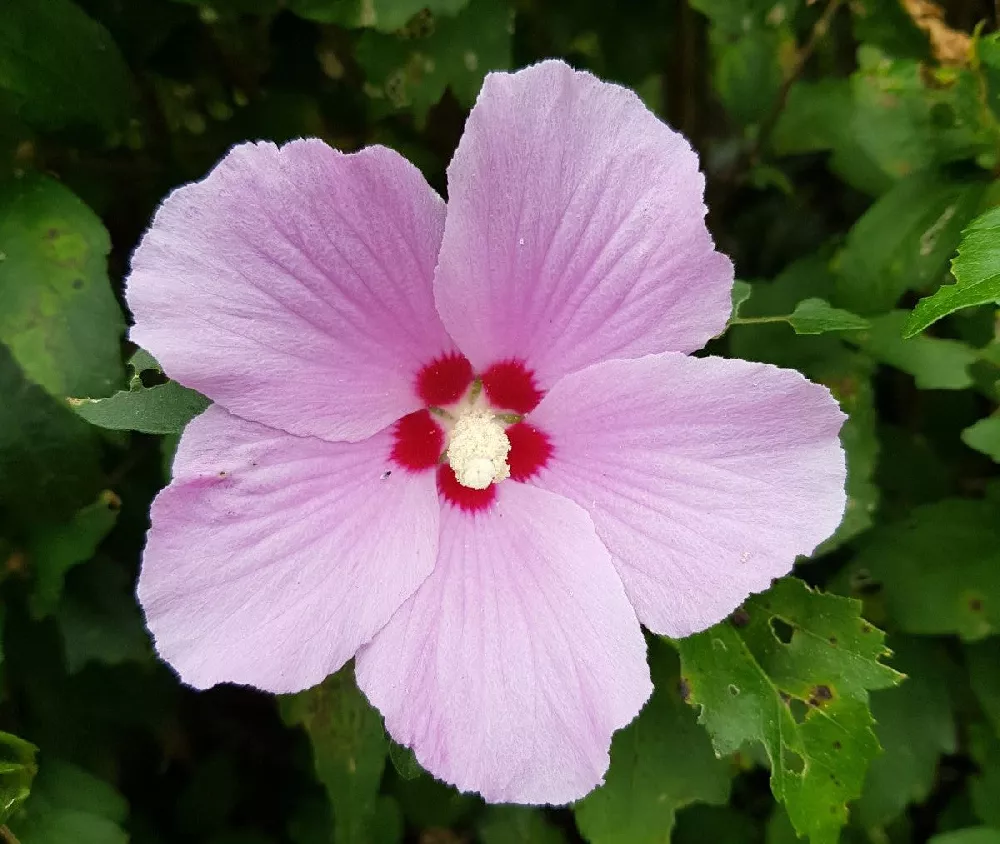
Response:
[730, 280, 753, 320]
[842, 492, 1000, 640]
[290, 0, 470, 30]
[856, 637, 957, 828]
[835, 171, 987, 315]
[0, 343, 102, 528]
[929, 830, 1000, 844]
[966, 638, 1000, 737]
[0, 0, 135, 134]
[356, 0, 511, 122]
[786, 299, 870, 335]
[71, 381, 210, 435]
[849, 310, 977, 390]
[479, 806, 567, 844]
[971, 740, 1000, 829]
[714, 28, 789, 126]
[280, 665, 388, 844]
[574, 640, 732, 844]
[27, 490, 119, 619]
[386, 740, 421, 781]
[963, 417, 1000, 462]
[9, 758, 128, 844]
[56, 557, 152, 672]
[772, 79, 852, 156]
[907, 206, 1000, 336]
[0, 732, 37, 825]
[0, 175, 124, 399]
[676, 578, 901, 844]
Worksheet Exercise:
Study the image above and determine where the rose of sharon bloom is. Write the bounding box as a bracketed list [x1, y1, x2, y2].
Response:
[128, 60, 846, 804]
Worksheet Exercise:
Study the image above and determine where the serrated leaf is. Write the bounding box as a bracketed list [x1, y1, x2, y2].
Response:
[0, 174, 124, 399]
[0, 343, 102, 528]
[71, 381, 210, 435]
[0, 0, 135, 134]
[280, 666, 388, 844]
[479, 806, 567, 844]
[850, 310, 977, 390]
[856, 637, 957, 827]
[356, 0, 511, 122]
[290, 0, 469, 30]
[0, 732, 37, 825]
[9, 759, 128, 844]
[676, 578, 900, 844]
[27, 490, 119, 619]
[787, 299, 870, 334]
[842, 492, 1000, 640]
[574, 640, 731, 844]
[907, 206, 1000, 336]
[963, 417, 1000, 462]
[835, 171, 986, 315]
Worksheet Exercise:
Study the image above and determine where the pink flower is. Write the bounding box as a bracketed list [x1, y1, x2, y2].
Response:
[127, 60, 846, 804]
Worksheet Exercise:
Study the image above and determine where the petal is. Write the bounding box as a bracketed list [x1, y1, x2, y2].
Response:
[434, 60, 733, 387]
[355, 482, 651, 804]
[529, 353, 847, 637]
[127, 140, 454, 443]
[139, 405, 439, 693]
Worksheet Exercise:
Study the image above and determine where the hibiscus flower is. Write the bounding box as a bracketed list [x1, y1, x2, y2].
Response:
[127, 59, 846, 804]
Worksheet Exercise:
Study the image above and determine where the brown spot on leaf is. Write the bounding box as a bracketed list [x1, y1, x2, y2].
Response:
[730, 608, 751, 628]
[679, 678, 691, 703]
[969, 597, 984, 612]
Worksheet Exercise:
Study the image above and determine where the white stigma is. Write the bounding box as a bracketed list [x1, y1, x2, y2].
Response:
[446, 409, 511, 490]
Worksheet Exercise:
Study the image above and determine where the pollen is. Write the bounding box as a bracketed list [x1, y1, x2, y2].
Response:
[446, 410, 511, 490]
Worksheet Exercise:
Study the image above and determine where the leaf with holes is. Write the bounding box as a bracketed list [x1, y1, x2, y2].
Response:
[676, 578, 901, 844]
[840, 488, 1000, 641]
[574, 639, 732, 844]
[280, 665, 388, 844]
[71, 347, 209, 435]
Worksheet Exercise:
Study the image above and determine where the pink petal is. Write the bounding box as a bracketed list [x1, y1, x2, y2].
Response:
[355, 482, 652, 804]
[529, 353, 847, 637]
[139, 405, 439, 693]
[127, 141, 454, 443]
[433, 60, 733, 387]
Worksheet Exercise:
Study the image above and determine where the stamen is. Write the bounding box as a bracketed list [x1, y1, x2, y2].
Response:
[446, 410, 511, 490]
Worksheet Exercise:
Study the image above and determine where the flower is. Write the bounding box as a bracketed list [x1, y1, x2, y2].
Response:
[127, 59, 846, 804]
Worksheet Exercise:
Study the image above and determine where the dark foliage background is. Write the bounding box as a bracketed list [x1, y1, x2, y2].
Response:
[2, 0, 1000, 843]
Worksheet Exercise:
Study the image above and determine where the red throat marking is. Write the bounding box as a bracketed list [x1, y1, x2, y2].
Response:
[506, 422, 553, 481]
[390, 410, 444, 471]
[416, 352, 474, 406]
[481, 359, 544, 413]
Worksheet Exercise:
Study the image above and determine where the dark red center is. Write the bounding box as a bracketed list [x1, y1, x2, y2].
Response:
[390, 355, 552, 513]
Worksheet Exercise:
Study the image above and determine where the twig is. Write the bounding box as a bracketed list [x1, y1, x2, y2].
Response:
[1, 825, 22, 844]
